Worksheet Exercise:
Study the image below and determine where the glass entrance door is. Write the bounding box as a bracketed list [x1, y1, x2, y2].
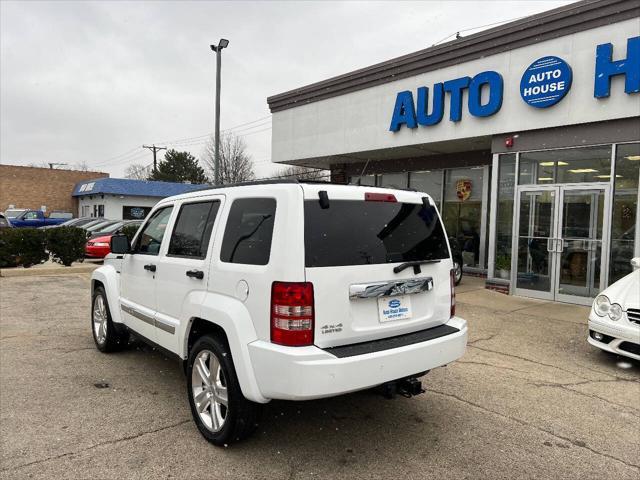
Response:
[513, 184, 610, 305]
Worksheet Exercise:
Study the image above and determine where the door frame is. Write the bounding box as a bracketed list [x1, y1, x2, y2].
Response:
[510, 183, 610, 305]
[554, 183, 610, 306]
[511, 184, 559, 301]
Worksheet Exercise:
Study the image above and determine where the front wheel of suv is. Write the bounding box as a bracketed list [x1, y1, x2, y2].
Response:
[91, 286, 129, 352]
[187, 334, 261, 445]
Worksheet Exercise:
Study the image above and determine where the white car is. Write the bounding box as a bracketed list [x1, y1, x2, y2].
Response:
[588, 258, 640, 361]
[90, 181, 467, 445]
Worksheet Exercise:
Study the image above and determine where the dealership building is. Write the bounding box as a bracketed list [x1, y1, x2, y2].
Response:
[268, 0, 639, 305]
[72, 178, 204, 221]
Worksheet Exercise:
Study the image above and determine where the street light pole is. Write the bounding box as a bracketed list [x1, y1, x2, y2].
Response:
[210, 39, 229, 185]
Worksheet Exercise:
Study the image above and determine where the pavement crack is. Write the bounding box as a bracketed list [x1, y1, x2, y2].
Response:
[456, 359, 530, 375]
[428, 388, 640, 472]
[469, 344, 636, 383]
[467, 333, 499, 346]
[2, 419, 191, 473]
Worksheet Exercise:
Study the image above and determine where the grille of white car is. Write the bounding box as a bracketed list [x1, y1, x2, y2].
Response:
[627, 309, 640, 325]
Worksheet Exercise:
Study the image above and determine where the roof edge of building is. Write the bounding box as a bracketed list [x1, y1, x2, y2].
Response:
[267, 0, 639, 112]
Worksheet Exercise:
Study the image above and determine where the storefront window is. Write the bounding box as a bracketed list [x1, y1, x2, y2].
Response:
[518, 145, 612, 185]
[377, 172, 408, 189]
[494, 154, 516, 279]
[410, 171, 443, 204]
[349, 174, 376, 186]
[442, 167, 484, 268]
[609, 143, 639, 283]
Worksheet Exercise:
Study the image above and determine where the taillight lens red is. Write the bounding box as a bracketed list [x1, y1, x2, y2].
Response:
[271, 282, 314, 346]
[450, 269, 456, 318]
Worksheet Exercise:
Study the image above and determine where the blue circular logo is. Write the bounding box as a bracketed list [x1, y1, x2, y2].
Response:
[520, 56, 572, 108]
[389, 299, 401, 308]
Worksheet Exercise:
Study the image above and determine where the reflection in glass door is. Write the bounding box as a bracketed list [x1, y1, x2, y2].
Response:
[514, 188, 557, 300]
[555, 189, 605, 302]
[513, 184, 609, 305]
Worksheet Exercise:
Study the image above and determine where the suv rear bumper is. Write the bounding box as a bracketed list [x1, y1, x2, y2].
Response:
[248, 316, 467, 401]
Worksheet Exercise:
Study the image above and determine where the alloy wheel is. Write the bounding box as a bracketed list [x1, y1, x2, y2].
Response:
[191, 349, 229, 432]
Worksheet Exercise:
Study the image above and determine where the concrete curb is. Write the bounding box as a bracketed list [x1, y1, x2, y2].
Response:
[0, 264, 98, 278]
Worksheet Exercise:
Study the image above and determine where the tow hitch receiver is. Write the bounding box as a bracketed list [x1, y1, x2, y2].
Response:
[379, 377, 425, 399]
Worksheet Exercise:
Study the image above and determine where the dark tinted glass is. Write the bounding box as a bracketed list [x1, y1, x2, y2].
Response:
[220, 198, 276, 265]
[133, 206, 174, 255]
[168, 201, 219, 258]
[304, 200, 449, 267]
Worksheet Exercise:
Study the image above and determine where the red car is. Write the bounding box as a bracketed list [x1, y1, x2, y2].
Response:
[84, 220, 142, 258]
[85, 235, 113, 258]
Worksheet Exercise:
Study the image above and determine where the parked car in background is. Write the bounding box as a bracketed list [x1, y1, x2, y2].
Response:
[78, 219, 109, 231]
[85, 220, 143, 259]
[48, 211, 74, 220]
[41, 217, 95, 229]
[9, 210, 70, 228]
[0, 213, 12, 228]
[84, 220, 118, 235]
[588, 257, 640, 361]
[3, 208, 27, 220]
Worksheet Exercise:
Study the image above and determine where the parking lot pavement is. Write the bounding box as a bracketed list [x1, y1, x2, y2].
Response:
[1, 275, 638, 480]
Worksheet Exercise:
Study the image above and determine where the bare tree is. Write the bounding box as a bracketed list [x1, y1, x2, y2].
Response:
[125, 163, 151, 180]
[202, 132, 255, 185]
[271, 165, 329, 181]
[74, 160, 90, 171]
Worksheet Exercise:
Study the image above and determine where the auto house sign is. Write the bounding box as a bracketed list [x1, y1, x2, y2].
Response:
[520, 56, 572, 108]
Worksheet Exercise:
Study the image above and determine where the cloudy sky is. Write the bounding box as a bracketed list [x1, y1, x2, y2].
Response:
[1, 0, 573, 179]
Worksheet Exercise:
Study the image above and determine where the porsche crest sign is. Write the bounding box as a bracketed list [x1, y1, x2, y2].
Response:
[456, 179, 472, 202]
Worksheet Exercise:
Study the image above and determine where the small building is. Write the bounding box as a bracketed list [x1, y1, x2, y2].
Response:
[72, 178, 205, 220]
[0, 164, 109, 214]
[267, 0, 640, 305]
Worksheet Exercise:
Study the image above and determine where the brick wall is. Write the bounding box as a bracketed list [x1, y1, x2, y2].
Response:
[0, 165, 109, 215]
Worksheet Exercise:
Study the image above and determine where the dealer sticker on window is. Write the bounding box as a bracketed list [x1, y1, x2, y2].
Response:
[378, 295, 412, 323]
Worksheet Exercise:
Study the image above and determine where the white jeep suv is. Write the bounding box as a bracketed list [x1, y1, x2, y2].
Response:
[90, 182, 468, 445]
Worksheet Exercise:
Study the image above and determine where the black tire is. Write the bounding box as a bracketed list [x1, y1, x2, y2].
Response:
[91, 286, 129, 353]
[187, 334, 261, 445]
[453, 259, 463, 286]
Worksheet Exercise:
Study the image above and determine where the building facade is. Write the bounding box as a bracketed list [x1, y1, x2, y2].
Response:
[0, 165, 109, 214]
[268, 0, 640, 305]
[72, 178, 206, 221]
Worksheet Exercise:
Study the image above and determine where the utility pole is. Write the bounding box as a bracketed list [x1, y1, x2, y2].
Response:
[142, 145, 166, 174]
[210, 39, 229, 185]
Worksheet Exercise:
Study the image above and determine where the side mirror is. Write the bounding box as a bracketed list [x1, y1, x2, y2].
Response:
[631, 257, 640, 270]
[110, 234, 131, 255]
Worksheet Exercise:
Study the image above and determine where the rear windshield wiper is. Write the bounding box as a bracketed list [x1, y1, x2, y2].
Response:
[393, 259, 441, 274]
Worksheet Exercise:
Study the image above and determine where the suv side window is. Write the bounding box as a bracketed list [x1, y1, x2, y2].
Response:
[168, 201, 220, 258]
[132, 206, 174, 255]
[220, 198, 276, 265]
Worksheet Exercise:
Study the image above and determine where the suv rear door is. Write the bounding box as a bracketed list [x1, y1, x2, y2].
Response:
[302, 185, 453, 348]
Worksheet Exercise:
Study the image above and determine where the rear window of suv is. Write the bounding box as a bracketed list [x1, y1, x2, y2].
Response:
[304, 199, 449, 267]
[220, 198, 276, 265]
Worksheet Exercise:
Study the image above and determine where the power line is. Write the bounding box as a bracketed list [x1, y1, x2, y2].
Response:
[432, 13, 531, 46]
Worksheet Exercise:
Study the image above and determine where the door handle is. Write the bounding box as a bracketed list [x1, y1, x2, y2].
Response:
[546, 238, 555, 252]
[556, 239, 564, 253]
[186, 269, 204, 279]
[144, 264, 156, 272]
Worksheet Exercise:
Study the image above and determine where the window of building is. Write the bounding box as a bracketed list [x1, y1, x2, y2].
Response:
[220, 198, 276, 265]
[518, 145, 612, 185]
[349, 175, 376, 186]
[410, 171, 443, 205]
[133, 206, 174, 256]
[377, 172, 408, 189]
[123, 206, 152, 220]
[494, 154, 516, 278]
[168, 201, 220, 258]
[442, 167, 484, 268]
[610, 142, 639, 283]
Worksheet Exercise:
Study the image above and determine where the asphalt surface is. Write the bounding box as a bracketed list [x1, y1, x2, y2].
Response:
[0, 274, 638, 479]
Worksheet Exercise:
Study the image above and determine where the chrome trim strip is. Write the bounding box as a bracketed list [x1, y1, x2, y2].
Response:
[349, 277, 433, 299]
[155, 318, 176, 335]
[121, 303, 174, 334]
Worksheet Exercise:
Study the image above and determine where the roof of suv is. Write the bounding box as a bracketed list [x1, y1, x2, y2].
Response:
[159, 179, 426, 203]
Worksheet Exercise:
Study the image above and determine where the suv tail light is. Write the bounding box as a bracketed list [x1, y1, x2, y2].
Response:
[450, 269, 456, 318]
[271, 282, 314, 346]
[365, 192, 397, 202]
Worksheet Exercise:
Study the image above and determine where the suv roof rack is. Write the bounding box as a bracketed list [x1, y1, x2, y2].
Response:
[188, 178, 418, 193]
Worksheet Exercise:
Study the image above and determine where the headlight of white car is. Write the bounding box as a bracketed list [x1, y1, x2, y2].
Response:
[593, 295, 623, 321]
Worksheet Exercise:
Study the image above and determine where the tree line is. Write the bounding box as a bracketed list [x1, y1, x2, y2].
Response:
[125, 132, 325, 185]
